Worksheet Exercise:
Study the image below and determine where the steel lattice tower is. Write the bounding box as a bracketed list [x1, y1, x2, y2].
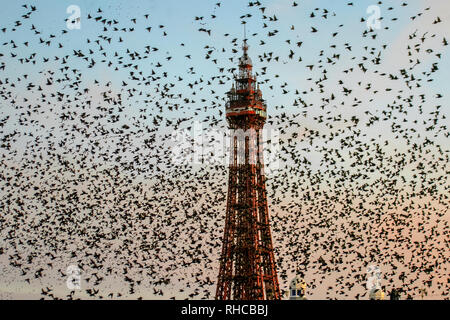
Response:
[216, 40, 281, 300]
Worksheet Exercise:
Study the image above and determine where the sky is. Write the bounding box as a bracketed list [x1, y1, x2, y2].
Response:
[0, 0, 449, 300]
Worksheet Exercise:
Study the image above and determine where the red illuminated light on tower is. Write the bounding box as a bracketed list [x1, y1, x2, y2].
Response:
[215, 40, 281, 300]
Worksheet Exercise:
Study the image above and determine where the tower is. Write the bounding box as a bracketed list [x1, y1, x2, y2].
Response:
[215, 40, 281, 300]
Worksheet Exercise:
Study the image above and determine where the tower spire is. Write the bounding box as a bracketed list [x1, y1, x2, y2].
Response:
[244, 23, 247, 41]
[242, 23, 248, 57]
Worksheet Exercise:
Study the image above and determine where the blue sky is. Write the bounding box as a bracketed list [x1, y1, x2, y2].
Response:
[1, 0, 448, 129]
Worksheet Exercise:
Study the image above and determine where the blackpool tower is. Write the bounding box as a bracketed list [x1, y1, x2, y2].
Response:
[215, 40, 281, 300]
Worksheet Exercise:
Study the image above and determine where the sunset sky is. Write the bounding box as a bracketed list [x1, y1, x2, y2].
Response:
[0, 0, 448, 300]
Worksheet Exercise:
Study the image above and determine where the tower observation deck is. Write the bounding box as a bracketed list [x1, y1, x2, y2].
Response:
[225, 40, 267, 123]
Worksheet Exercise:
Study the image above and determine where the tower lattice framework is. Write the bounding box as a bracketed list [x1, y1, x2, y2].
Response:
[216, 40, 280, 300]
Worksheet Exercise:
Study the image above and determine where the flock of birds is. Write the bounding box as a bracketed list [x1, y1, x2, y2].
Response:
[0, 1, 448, 300]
